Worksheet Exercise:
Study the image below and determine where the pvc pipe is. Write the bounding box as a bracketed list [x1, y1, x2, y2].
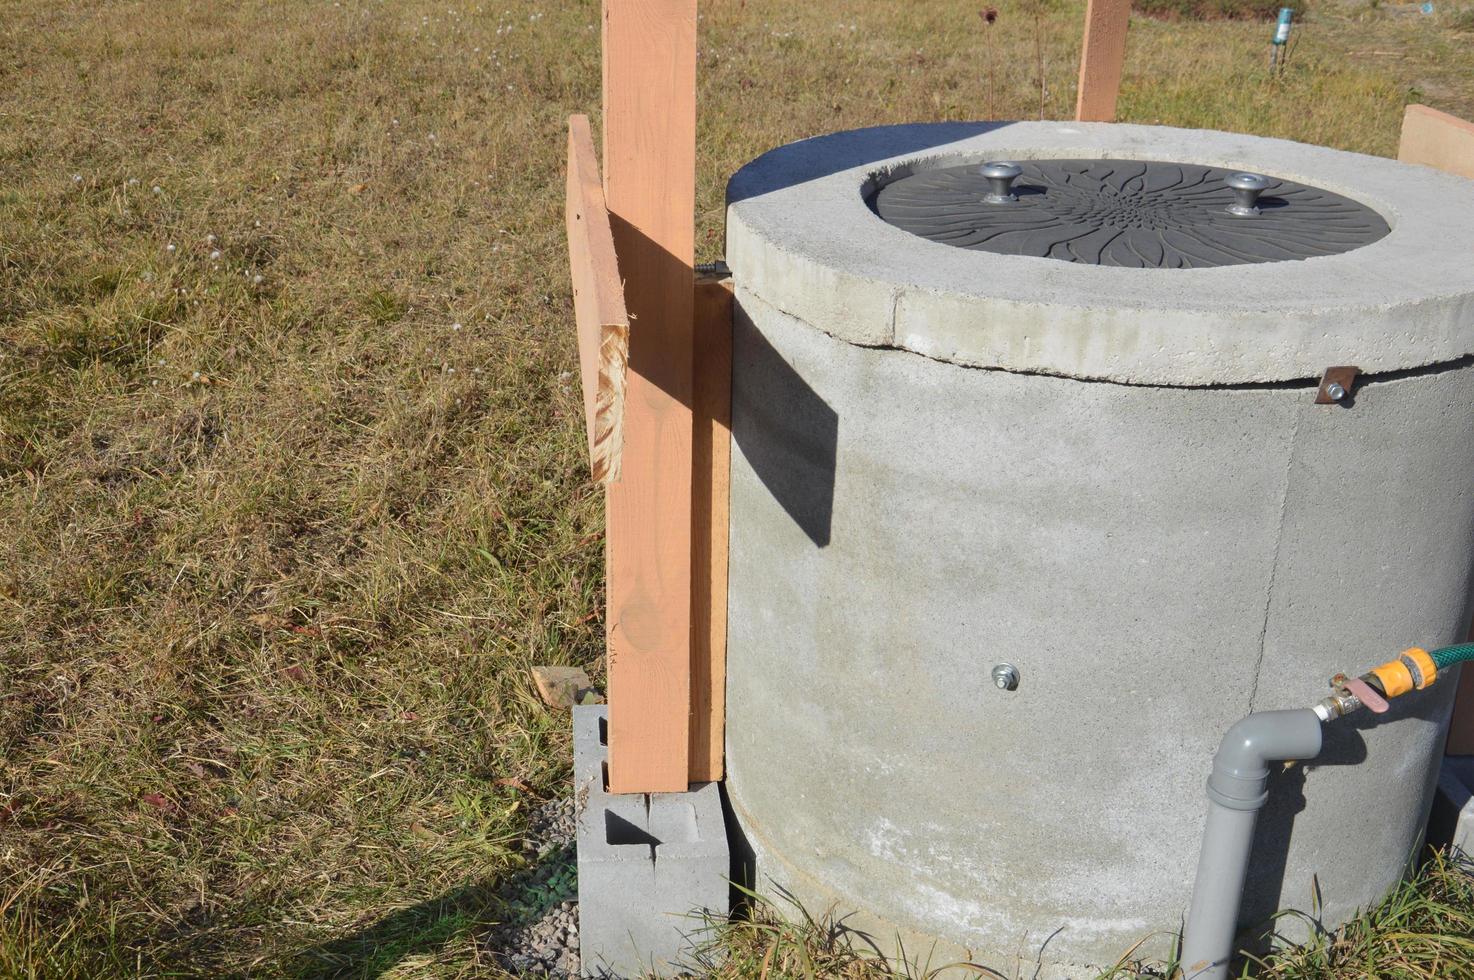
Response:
[1180, 709, 1324, 980]
[1181, 800, 1261, 979]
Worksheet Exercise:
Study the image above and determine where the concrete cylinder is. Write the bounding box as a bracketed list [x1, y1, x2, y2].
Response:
[721, 122, 1474, 975]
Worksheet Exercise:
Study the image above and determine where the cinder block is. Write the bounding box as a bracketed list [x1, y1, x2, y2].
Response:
[1432, 756, 1474, 854]
[574, 705, 729, 977]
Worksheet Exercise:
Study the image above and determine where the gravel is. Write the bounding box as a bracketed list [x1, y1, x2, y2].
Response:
[487, 795, 582, 977]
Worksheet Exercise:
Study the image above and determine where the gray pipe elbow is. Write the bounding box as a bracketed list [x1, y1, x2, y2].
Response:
[1206, 709, 1323, 811]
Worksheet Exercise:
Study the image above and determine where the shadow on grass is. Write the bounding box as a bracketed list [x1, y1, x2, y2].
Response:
[283, 844, 576, 980]
[282, 882, 499, 980]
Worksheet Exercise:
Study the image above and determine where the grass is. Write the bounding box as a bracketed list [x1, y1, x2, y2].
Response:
[1, 0, 1473, 977]
[1131, 0, 1304, 24]
[696, 854, 1474, 979]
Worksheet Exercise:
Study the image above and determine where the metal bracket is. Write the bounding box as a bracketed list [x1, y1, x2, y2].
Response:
[1314, 365, 1360, 405]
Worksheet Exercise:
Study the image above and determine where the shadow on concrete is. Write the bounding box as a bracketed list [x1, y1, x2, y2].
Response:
[1236, 727, 1367, 943]
[730, 307, 838, 548]
[722, 122, 1025, 550]
[726, 122, 1015, 205]
[1236, 689, 1447, 961]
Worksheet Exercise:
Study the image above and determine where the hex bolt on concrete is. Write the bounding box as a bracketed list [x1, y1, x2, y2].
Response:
[573, 706, 729, 978]
[1326, 382, 1347, 401]
[991, 663, 1021, 691]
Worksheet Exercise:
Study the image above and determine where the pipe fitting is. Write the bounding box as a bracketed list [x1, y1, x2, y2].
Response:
[1182, 709, 1324, 980]
[1205, 709, 1324, 809]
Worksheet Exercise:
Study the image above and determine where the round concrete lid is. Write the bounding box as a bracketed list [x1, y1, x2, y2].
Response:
[725, 121, 1474, 385]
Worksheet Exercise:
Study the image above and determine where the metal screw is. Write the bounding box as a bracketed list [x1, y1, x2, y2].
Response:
[1225, 172, 1271, 217]
[980, 161, 1023, 204]
[991, 663, 1020, 691]
[1325, 381, 1347, 402]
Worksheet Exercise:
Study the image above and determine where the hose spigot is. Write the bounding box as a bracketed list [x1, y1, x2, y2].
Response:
[1313, 648, 1442, 722]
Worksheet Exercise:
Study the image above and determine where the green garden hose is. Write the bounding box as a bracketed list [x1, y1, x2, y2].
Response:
[1430, 643, 1474, 671]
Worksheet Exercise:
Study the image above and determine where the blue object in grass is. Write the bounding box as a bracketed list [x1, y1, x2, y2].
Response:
[1273, 7, 1293, 44]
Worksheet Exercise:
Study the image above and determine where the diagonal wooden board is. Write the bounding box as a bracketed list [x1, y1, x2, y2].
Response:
[565, 114, 629, 485]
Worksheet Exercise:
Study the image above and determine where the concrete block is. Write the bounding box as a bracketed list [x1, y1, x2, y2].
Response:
[574, 706, 729, 977]
[1432, 755, 1474, 854]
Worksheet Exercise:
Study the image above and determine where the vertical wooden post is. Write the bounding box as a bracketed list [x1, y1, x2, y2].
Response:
[602, 0, 698, 793]
[690, 277, 733, 783]
[1075, 0, 1131, 123]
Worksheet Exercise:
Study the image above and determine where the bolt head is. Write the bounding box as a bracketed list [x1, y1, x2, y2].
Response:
[1326, 381, 1347, 401]
[991, 663, 1020, 691]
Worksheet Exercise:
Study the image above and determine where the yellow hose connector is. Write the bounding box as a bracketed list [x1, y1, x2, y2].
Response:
[1368, 647, 1438, 698]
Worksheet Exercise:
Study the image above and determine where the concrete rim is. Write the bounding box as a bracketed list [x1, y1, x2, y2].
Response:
[725, 121, 1474, 385]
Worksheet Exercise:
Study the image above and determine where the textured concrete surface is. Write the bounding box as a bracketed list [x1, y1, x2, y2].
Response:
[726, 121, 1474, 385]
[722, 287, 1474, 973]
[1432, 753, 1474, 854]
[573, 707, 729, 978]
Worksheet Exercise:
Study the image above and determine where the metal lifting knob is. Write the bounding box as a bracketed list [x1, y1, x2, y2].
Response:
[1225, 172, 1271, 216]
[980, 161, 1023, 204]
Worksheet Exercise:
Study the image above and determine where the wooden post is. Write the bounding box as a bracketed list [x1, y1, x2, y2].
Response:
[690, 276, 733, 783]
[1398, 104, 1474, 181]
[1075, 0, 1131, 123]
[1398, 103, 1474, 756]
[601, 0, 698, 793]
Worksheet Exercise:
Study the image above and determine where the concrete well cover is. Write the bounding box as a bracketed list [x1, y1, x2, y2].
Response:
[872, 159, 1390, 267]
[725, 121, 1474, 385]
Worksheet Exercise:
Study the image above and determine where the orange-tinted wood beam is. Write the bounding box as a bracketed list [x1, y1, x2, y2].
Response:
[602, 0, 697, 793]
[1075, 0, 1131, 122]
[1398, 104, 1474, 181]
[565, 114, 629, 485]
[690, 276, 732, 783]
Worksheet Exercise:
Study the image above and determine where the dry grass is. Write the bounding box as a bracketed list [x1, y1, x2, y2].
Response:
[696, 855, 1474, 979]
[2, 0, 1473, 977]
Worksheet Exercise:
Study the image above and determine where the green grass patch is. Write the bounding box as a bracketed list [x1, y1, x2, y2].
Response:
[1134, 0, 1304, 21]
[1, 0, 1473, 975]
[696, 854, 1474, 979]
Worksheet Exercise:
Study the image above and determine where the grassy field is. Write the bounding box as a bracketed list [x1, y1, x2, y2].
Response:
[3, 0, 1474, 977]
